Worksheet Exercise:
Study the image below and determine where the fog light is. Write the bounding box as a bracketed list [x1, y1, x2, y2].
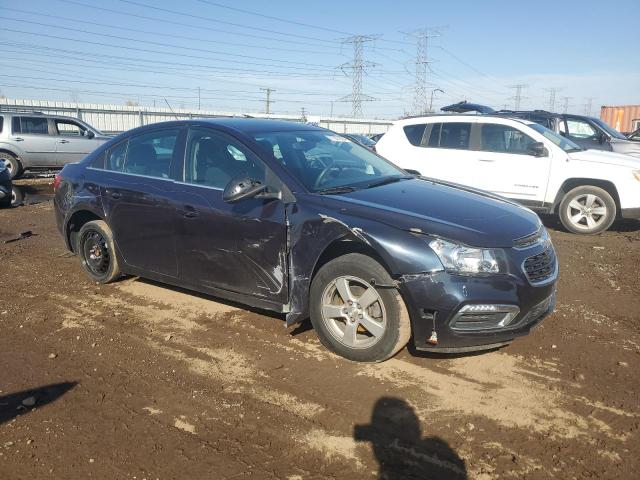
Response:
[450, 304, 520, 331]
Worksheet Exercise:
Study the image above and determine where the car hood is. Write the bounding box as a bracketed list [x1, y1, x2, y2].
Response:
[323, 178, 541, 248]
[610, 138, 640, 158]
[568, 148, 640, 167]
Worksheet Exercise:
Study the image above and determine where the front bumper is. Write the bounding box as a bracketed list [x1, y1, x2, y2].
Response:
[399, 244, 557, 352]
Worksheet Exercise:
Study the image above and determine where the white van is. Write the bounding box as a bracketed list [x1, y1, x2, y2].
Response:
[376, 115, 640, 234]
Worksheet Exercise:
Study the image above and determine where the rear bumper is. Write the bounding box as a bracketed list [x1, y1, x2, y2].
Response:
[621, 207, 640, 220]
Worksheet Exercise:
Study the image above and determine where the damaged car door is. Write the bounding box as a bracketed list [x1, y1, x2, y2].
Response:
[174, 127, 288, 303]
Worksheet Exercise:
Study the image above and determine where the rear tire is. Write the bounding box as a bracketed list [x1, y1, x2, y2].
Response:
[0, 152, 23, 180]
[77, 220, 121, 283]
[558, 186, 616, 235]
[309, 253, 411, 362]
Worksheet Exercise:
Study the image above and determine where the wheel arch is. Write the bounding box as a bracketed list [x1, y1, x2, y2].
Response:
[551, 178, 621, 216]
[65, 208, 104, 253]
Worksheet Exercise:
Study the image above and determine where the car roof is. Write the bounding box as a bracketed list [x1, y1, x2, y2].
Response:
[392, 114, 536, 127]
[193, 117, 320, 134]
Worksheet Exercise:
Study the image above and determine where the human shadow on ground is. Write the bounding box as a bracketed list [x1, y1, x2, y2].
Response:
[0, 381, 78, 425]
[355, 396, 468, 480]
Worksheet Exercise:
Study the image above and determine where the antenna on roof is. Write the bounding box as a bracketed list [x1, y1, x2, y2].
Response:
[163, 98, 179, 121]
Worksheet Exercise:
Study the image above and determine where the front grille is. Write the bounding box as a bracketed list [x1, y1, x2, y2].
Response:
[523, 247, 556, 284]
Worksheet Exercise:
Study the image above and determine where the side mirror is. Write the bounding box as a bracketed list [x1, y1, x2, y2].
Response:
[86, 130, 95, 139]
[223, 176, 274, 203]
[596, 131, 608, 144]
[528, 142, 548, 157]
[404, 169, 422, 176]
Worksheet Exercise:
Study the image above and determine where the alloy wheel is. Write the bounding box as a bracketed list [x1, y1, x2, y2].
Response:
[566, 193, 608, 231]
[320, 276, 387, 349]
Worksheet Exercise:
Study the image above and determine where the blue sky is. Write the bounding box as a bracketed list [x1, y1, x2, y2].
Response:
[1, 0, 638, 118]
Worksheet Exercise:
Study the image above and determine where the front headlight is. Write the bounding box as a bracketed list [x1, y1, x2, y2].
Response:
[429, 238, 504, 274]
[633, 169, 640, 182]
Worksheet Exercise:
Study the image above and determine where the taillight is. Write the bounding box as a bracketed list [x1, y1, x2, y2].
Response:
[53, 174, 62, 191]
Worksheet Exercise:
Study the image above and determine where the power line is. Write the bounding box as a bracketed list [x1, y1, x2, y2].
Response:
[337, 35, 380, 117]
[2, 8, 340, 56]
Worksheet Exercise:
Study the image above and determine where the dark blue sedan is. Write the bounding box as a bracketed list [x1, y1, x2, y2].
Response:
[54, 118, 557, 362]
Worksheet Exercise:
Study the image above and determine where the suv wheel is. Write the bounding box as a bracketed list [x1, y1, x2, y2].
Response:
[0, 152, 22, 180]
[78, 220, 121, 283]
[309, 253, 411, 362]
[559, 186, 616, 234]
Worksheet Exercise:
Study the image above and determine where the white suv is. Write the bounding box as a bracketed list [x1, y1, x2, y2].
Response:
[376, 115, 640, 234]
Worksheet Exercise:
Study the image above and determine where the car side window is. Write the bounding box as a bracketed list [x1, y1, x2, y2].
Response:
[403, 124, 427, 146]
[122, 129, 178, 179]
[0, 116, 3, 134]
[433, 122, 471, 150]
[105, 141, 128, 172]
[184, 128, 265, 189]
[55, 119, 87, 137]
[565, 119, 598, 139]
[478, 124, 536, 154]
[13, 117, 49, 135]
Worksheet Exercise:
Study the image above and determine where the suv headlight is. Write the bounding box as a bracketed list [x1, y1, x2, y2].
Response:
[429, 238, 505, 274]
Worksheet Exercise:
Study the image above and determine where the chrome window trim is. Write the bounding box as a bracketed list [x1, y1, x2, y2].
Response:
[86, 166, 175, 183]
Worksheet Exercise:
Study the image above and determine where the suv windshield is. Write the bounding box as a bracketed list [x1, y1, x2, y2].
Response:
[528, 123, 582, 152]
[591, 118, 627, 140]
[253, 130, 408, 192]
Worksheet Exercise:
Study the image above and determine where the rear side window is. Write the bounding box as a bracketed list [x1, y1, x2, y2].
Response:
[403, 124, 427, 146]
[0, 116, 3, 133]
[13, 116, 49, 135]
[105, 141, 128, 172]
[123, 129, 179, 179]
[430, 122, 471, 150]
[478, 124, 536, 154]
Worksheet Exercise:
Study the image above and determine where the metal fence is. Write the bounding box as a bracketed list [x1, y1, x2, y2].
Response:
[0, 98, 393, 135]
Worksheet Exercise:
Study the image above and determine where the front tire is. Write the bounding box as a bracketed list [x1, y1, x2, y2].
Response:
[0, 152, 23, 180]
[558, 186, 616, 234]
[309, 253, 411, 362]
[78, 220, 121, 283]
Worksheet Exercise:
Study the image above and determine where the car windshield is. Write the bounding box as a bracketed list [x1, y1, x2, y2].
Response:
[591, 118, 628, 140]
[528, 123, 582, 152]
[253, 130, 409, 192]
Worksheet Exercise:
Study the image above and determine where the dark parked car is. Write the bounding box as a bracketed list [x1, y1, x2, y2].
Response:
[344, 134, 376, 149]
[54, 119, 557, 362]
[441, 102, 640, 158]
[0, 161, 11, 207]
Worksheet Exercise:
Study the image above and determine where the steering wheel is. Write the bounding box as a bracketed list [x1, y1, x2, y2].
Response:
[313, 159, 338, 189]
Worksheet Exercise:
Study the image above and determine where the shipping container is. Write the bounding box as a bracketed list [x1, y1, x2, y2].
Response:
[600, 105, 640, 134]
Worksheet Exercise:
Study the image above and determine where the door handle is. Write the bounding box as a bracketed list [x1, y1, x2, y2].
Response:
[59, 139, 70, 144]
[110, 192, 122, 199]
[478, 159, 495, 162]
[14, 137, 24, 142]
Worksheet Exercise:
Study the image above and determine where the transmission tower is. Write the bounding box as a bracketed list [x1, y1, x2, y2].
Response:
[544, 87, 560, 112]
[405, 28, 440, 115]
[508, 84, 527, 110]
[583, 97, 593, 116]
[562, 97, 572, 114]
[260, 88, 275, 115]
[337, 35, 379, 117]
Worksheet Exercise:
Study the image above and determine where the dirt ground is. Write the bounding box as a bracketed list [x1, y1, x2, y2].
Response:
[1, 180, 639, 480]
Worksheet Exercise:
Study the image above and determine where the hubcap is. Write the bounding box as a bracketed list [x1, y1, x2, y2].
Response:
[566, 193, 607, 231]
[321, 276, 386, 349]
[83, 231, 110, 276]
